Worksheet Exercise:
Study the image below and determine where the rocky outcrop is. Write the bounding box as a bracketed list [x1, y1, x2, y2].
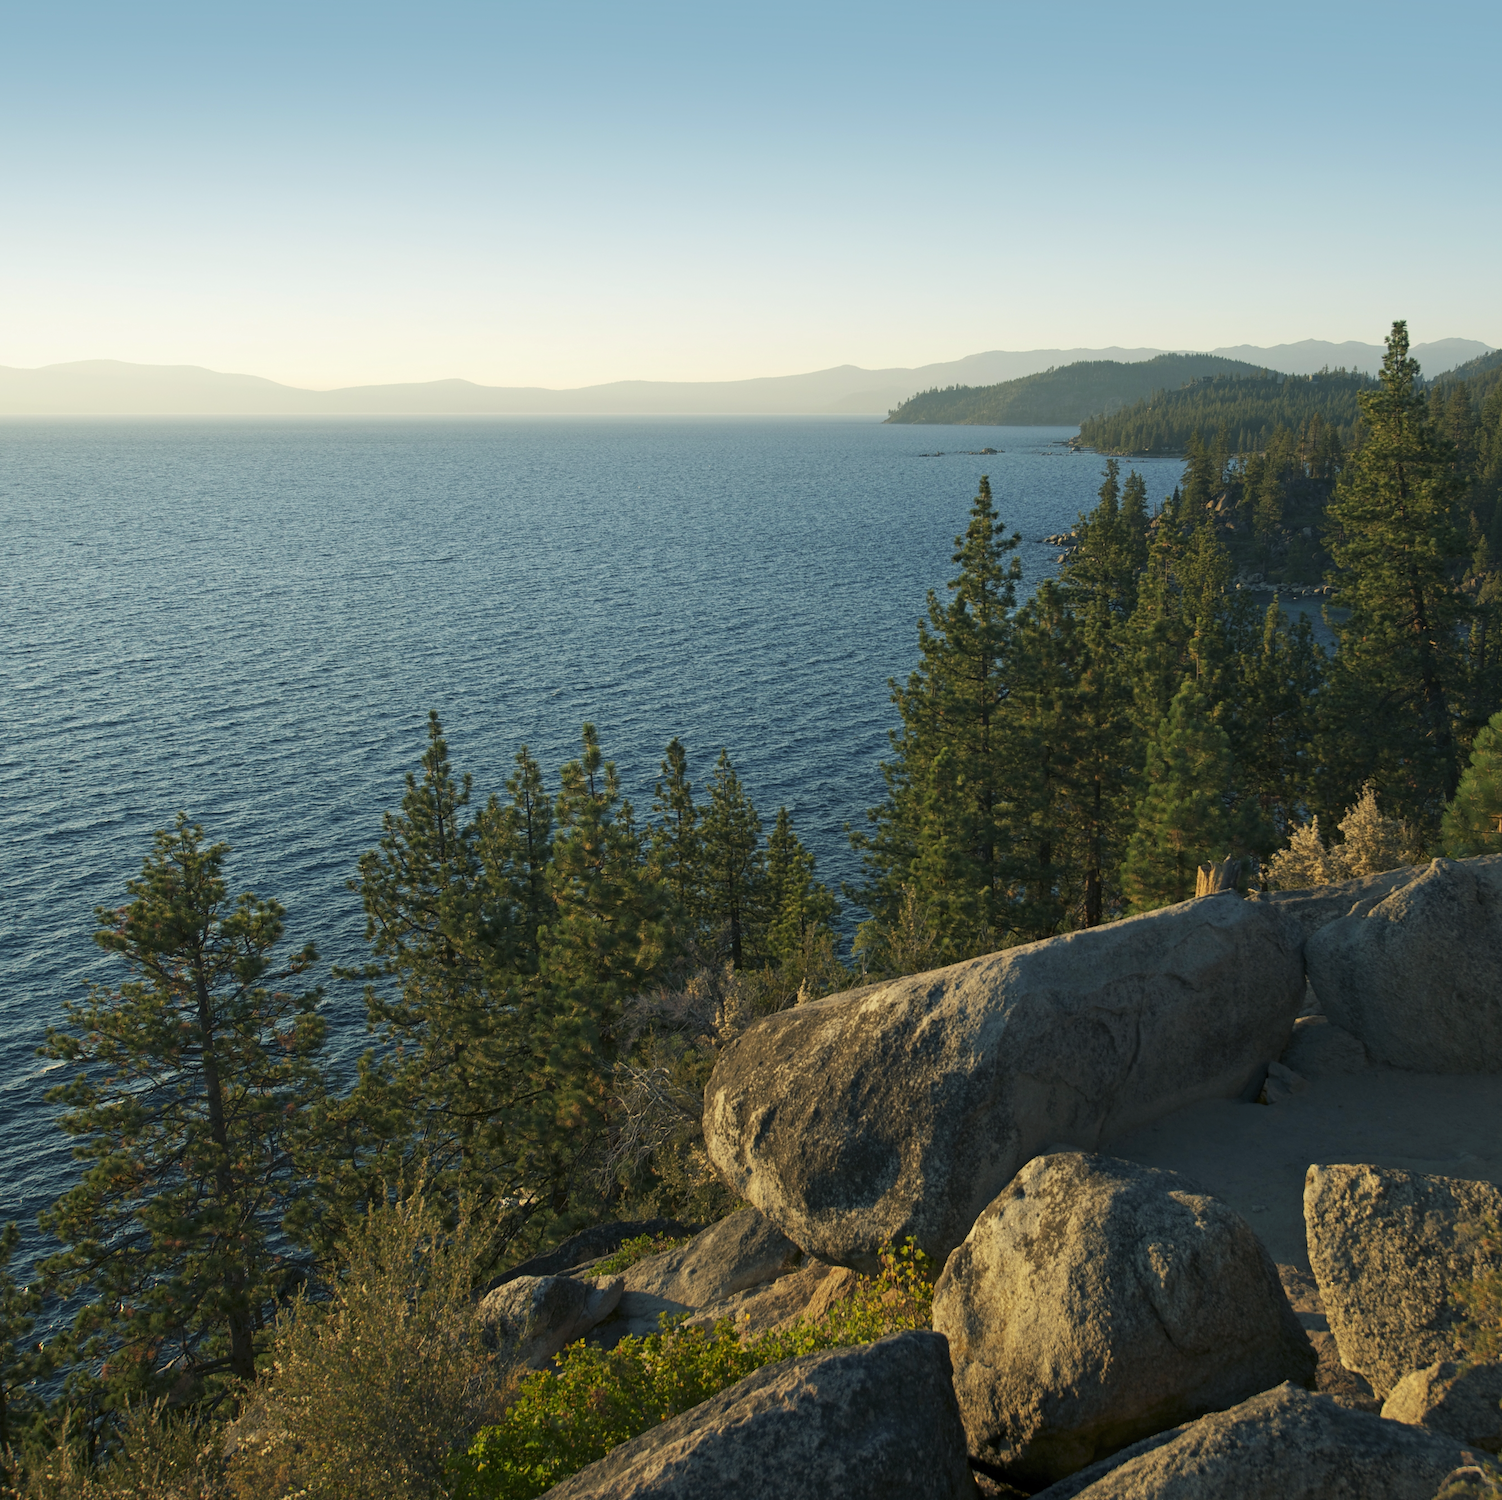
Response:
[1247, 865, 1420, 947]
[589, 1207, 806, 1344]
[932, 1154, 1315, 1488]
[1382, 1362, 1502, 1453]
[622, 1207, 800, 1305]
[1304, 856, 1502, 1072]
[704, 893, 1304, 1266]
[1304, 1164, 1502, 1398]
[538, 1331, 976, 1499]
[1030, 1383, 1485, 1500]
[491, 1218, 699, 1286]
[1280, 1013, 1371, 1076]
[477, 1273, 623, 1367]
[683, 1260, 859, 1340]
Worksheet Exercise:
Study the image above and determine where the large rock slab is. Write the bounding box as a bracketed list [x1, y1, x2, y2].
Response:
[489, 1218, 699, 1287]
[705, 893, 1304, 1266]
[622, 1207, 800, 1306]
[1305, 856, 1502, 1072]
[933, 1153, 1315, 1487]
[1383, 1362, 1502, 1452]
[589, 1208, 805, 1345]
[1248, 865, 1420, 947]
[539, 1330, 976, 1499]
[1305, 1164, 1502, 1399]
[1031, 1383, 1484, 1500]
[478, 1273, 623, 1367]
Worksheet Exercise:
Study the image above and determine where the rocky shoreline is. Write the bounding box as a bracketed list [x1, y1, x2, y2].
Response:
[484, 856, 1502, 1498]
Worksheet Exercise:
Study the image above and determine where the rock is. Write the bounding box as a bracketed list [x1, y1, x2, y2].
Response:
[586, 1207, 806, 1346]
[1305, 856, 1502, 1072]
[1248, 865, 1421, 948]
[1434, 1466, 1502, 1498]
[1031, 1383, 1484, 1500]
[623, 1206, 801, 1306]
[1260, 1058, 1309, 1103]
[684, 1260, 860, 1340]
[478, 1273, 623, 1367]
[1383, 1362, 1502, 1452]
[1279, 1014, 1371, 1077]
[705, 893, 1304, 1266]
[932, 1153, 1315, 1488]
[1304, 1164, 1502, 1398]
[489, 1218, 699, 1286]
[539, 1330, 977, 1499]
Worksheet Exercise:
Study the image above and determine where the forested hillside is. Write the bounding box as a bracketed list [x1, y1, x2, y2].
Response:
[1077, 369, 1370, 455]
[884, 353, 1263, 426]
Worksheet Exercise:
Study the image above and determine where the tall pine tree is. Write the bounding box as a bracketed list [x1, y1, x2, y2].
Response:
[1319, 319, 1469, 827]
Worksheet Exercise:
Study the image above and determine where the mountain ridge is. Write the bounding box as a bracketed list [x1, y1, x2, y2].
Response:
[0, 340, 1492, 416]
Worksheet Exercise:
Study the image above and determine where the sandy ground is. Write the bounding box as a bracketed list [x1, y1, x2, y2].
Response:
[1107, 1068, 1502, 1278]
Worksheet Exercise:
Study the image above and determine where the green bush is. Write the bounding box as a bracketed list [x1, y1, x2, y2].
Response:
[590, 1235, 691, 1278]
[447, 1241, 932, 1500]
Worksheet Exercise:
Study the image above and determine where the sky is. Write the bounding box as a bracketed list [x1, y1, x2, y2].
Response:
[3, 1, 1499, 390]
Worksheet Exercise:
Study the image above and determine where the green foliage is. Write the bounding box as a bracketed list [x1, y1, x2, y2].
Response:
[697, 751, 765, 969]
[763, 808, 839, 971]
[590, 1235, 691, 1278]
[886, 354, 1266, 427]
[1444, 709, 1502, 857]
[448, 1242, 933, 1500]
[1121, 678, 1237, 911]
[854, 476, 1025, 964]
[224, 1189, 513, 1500]
[1319, 321, 1470, 829]
[1, 1223, 48, 1468]
[1452, 1219, 1502, 1366]
[1079, 368, 1369, 456]
[36, 816, 328, 1412]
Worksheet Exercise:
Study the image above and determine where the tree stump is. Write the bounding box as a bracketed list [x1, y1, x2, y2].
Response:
[1196, 856, 1241, 897]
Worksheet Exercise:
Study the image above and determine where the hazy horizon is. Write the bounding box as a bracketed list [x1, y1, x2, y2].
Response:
[4, 3, 1499, 391]
[0, 335, 1494, 416]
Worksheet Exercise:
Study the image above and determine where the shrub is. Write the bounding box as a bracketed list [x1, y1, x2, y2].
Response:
[448, 1241, 932, 1500]
[1453, 1217, 1502, 1364]
[1263, 782, 1423, 889]
[3, 1403, 226, 1500]
[224, 1191, 515, 1500]
[590, 1235, 691, 1278]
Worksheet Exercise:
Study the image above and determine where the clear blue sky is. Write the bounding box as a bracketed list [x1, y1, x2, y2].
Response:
[3, 1, 1497, 387]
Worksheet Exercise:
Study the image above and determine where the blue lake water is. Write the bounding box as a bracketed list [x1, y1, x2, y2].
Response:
[0, 415, 1189, 1272]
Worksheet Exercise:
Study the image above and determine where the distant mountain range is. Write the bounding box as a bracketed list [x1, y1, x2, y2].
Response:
[0, 340, 1492, 417]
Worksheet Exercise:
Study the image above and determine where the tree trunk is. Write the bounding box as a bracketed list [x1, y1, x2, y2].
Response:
[1195, 856, 1240, 897]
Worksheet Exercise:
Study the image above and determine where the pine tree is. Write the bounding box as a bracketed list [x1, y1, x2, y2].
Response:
[38, 817, 327, 1409]
[698, 749, 765, 967]
[1320, 319, 1470, 826]
[648, 738, 702, 940]
[854, 476, 1024, 961]
[1121, 678, 1237, 910]
[0, 1222, 47, 1469]
[764, 807, 839, 968]
[1443, 708, 1502, 857]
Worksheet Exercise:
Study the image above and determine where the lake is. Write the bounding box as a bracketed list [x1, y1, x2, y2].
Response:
[0, 415, 1189, 1267]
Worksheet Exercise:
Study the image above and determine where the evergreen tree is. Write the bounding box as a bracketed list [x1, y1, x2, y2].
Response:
[764, 807, 839, 968]
[1226, 601, 1325, 849]
[1443, 707, 1502, 857]
[1320, 320, 1470, 826]
[698, 749, 765, 967]
[38, 817, 327, 1409]
[854, 476, 1023, 961]
[0, 1223, 47, 1468]
[1121, 678, 1236, 910]
[648, 738, 702, 939]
